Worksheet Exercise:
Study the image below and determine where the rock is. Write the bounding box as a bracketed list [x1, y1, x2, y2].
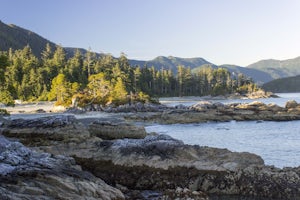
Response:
[126, 101, 300, 124]
[175, 104, 188, 109]
[190, 101, 214, 111]
[3, 114, 300, 199]
[235, 101, 267, 111]
[64, 107, 86, 114]
[0, 115, 90, 145]
[34, 108, 46, 113]
[0, 135, 125, 200]
[103, 103, 167, 113]
[285, 100, 299, 109]
[52, 105, 66, 112]
[41, 134, 300, 199]
[267, 103, 286, 112]
[88, 120, 147, 140]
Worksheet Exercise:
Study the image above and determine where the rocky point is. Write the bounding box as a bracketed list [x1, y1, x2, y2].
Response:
[1, 113, 300, 199]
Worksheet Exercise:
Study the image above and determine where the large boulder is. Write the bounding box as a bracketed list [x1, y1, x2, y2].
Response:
[0, 135, 124, 200]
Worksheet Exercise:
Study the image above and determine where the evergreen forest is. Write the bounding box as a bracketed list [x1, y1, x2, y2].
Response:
[0, 44, 259, 106]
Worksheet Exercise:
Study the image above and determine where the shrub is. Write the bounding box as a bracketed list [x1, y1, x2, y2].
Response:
[0, 108, 10, 116]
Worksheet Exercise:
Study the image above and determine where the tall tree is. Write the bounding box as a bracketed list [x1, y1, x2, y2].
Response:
[48, 73, 71, 105]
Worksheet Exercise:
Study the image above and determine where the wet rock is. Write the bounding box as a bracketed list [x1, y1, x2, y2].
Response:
[0, 135, 125, 200]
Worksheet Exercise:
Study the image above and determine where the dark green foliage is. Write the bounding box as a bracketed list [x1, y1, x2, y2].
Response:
[0, 44, 259, 106]
[263, 75, 300, 93]
[0, 90, 14, 106]
[0, 108, 10, 116]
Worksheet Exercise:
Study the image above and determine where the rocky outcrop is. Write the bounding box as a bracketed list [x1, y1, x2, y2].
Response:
[0, 135, 124, 200]
[88, 120, 147, 140]
[125, 100, 300, 124]
[225, 90, 278, 99]
[38, 134, 300, 200]
[0, 115, 90, 145]
[0, 114, 147, 142]
[2, 114, 300, 199]
[103, 103, 168, 113]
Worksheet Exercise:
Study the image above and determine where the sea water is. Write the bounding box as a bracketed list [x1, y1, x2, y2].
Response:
[146, 93, 300, 168]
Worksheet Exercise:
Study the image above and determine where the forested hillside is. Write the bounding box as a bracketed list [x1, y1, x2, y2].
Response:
[247, 57, 300, 80]
[0, 20, 56, 57]
[0, 45, 258, 106]
[2, 20, 300, 87]
[262, 75, 300, 93]
[129, 56, 213, 74]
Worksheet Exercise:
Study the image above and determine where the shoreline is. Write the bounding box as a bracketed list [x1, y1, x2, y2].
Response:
[1, 114, 300, 199]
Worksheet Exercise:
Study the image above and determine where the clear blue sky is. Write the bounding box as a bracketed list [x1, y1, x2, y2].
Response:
[1, 0, 300, 66]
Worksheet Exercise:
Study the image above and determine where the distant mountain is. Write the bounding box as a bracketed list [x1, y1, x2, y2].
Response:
[262, 75, 300, 93]
[220, 64, 273, 85]
[0, 20, 94, 58]
[129, 56, 212, 73]
[247, 57, 300, 80]
[0, 20, 57, 57]
[2, 20, 300, 86]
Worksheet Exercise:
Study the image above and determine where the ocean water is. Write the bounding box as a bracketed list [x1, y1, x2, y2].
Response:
[146, 93, 300, 168]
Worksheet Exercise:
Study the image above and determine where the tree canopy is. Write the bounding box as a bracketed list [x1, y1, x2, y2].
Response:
[0, 44, 259, 106]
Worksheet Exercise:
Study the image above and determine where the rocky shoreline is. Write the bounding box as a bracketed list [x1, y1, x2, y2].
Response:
[1, 105, 300, 199]
[124, 100, 300, 124]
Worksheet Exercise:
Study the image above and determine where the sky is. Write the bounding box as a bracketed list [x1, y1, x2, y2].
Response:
[1, 0, 300, 66]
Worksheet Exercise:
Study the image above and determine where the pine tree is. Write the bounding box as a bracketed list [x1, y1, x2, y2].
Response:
[48, 73, 71, 105]
[111, 77, 128, 105]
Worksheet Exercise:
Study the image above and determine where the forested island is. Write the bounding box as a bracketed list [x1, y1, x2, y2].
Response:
[0, 44, 261, 107]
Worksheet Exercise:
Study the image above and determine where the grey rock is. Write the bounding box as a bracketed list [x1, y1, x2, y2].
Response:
[1, 115, 90, 145]
[0, 135, 125, 200]
[285, 100, 299, 109]
[3, 114, 300, 199]
[88, 120, 147, 140]
[126, 101, 300, 124]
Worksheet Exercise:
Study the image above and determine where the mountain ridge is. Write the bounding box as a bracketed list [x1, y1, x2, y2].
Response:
[1, 20, 300, 86]
[246, 56, 300, 80]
